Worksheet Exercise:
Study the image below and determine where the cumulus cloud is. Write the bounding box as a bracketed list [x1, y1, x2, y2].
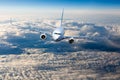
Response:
[0, 17, 120, 54]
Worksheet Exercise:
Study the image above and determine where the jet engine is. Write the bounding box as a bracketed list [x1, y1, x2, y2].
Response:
[40, 33, 47, 40]
[69, 38, 74, 44]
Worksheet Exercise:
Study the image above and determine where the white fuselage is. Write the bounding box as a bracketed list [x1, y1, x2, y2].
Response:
[52, 27, 65, 41]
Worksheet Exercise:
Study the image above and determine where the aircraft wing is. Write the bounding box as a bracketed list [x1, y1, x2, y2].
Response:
[43, 23, 57, 28]
[64, 36, 106, 41]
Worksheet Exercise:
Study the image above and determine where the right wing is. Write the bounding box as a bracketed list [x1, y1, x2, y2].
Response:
[43, 23, 57, 28]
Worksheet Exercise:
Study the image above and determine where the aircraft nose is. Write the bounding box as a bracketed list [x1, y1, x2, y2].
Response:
[52, 34, 60, 41]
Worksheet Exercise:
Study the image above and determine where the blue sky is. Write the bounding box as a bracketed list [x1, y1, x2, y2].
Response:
[0, 0, 120, 18]
[0, 0, 120, 9]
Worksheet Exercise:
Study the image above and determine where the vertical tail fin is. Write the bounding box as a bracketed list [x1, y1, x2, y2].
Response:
[60, 9, 64, 27]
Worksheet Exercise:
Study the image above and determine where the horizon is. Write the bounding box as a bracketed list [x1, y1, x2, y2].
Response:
[0, 0, 120, 18]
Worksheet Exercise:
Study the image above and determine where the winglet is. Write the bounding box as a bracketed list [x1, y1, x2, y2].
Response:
[10, 18, 12, 25]
[60, 8, 64, 27]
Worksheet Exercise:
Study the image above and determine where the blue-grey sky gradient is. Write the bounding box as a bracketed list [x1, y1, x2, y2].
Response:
[0, 0, 120, 17]
[0, 0, 120, 9]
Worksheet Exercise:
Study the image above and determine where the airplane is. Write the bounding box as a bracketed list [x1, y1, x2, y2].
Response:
[10, 9, 105, 44]
[39, 9, 76, 44]
[39, 9, 105, 44]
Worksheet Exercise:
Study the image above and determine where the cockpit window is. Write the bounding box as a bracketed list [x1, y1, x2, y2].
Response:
[54, 33, 61, 35]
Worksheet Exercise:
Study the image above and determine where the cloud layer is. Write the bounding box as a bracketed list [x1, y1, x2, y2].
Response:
[0, 17, 120, 54]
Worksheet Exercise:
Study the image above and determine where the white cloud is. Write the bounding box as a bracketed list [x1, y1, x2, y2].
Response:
[0, 15, 120, 54]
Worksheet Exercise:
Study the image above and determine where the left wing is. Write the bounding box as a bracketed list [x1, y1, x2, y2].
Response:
[65, 35, 106, 40]
[64, 36, 107, 44]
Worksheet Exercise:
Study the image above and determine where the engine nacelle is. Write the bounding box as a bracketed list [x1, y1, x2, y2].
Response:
[40, 33, 47, 40]
[69, 38, 74, 44]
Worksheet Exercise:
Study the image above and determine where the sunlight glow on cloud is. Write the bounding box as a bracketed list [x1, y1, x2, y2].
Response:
[0, 8, 120, 19]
